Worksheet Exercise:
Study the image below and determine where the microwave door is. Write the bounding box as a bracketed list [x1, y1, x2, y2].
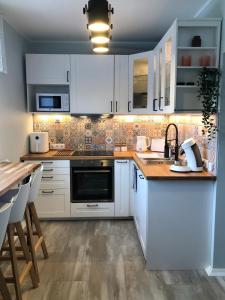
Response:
[37, 95, 62, 112]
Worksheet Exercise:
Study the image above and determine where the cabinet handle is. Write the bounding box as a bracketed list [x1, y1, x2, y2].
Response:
[128, 101, 131, 112]
[116, 161, 128, 164]
[42, 161, 53, 164]
[43, 169, 54, 172]
[116, 101, 118, 112]
[110, 101, 113, 113]
[42, 176, 54, 179]
[139, 174, 144, 179]
[67, 71, 70, 83]
[42, 190, 54, 194]
[86, 204, 99, 208]
[153, 98, 158, 111]
[159, 97, 164, 111]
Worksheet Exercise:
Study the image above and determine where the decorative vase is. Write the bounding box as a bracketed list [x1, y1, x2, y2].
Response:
[200, 55, 211, 67]
[192, 36, 201, 47]
[181, 55, 192, 66]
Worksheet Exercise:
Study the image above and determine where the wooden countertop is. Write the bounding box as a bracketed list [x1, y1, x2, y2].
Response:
[0, 162, 40, 196]
[21, 151, 216, 181]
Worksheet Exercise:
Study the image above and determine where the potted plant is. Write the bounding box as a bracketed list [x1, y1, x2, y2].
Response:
[197, 67, 220, 141]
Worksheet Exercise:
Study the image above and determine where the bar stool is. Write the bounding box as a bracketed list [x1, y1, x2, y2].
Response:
[0, 199, 14, 300]
[0, 177, 38, 300]
[24, 165, 48, 284]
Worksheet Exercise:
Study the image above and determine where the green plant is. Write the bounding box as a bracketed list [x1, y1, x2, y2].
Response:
[197, 67, 220, 141]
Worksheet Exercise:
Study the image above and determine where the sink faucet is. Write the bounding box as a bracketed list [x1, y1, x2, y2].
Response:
[164, 123, 179, 161]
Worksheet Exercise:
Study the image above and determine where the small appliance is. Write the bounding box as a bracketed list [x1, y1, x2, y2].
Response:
[30, 132, 49, 153]
[136, 136, 150, 152]
[36, 93, 69, 112]
[170, 138, 203, 172]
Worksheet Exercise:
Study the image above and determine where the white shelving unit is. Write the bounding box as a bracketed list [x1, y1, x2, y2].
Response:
[175, 18, 221, 112]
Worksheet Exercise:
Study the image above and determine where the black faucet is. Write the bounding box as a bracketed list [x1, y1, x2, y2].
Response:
[164, 123, 179, 161]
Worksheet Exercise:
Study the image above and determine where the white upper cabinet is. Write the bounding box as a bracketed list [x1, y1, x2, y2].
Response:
[26, 54, 70, 85]
[70, 55, 114, 114]
[114, 55, 129, 114]
[129, 51, 154, 114]
[152, 24, 176, 114]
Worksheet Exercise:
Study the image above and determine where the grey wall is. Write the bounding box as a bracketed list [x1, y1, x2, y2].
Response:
[197, 0, 225, 269]
[0, 20, 32, 161]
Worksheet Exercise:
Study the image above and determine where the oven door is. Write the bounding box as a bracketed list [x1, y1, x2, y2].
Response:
[71, 167, 113, 203]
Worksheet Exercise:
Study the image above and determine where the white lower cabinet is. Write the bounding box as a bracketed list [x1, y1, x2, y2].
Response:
[132, 163, 148, 258]
[26, 160, 71, 218]
[37, 189, 70, 218]
[114, 160, 130, 217]
[70, 203, 114, 218]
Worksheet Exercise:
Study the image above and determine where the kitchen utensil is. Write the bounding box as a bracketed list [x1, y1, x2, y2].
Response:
[136, 136, 150, 152]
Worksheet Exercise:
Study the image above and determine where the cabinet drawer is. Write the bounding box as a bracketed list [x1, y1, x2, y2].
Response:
[40, 174, 70, 189]
[71, 203, 115, 218]
[26, 160, 69, 168]
[37, 188, 70, 218]
[42, 167, 70, 175]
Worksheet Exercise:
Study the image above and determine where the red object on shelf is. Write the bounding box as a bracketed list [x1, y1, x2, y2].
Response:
[181, 55, 192, 66]
[200, 55, 211, 67]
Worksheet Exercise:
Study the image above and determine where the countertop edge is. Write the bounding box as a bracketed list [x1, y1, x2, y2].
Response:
[20, 151, 216, 181]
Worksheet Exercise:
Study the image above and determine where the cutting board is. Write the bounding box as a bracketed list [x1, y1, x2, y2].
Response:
[151, 138, 165, 152]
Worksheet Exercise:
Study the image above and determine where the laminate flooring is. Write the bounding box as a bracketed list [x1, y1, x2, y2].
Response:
[5, 220, 225, 300]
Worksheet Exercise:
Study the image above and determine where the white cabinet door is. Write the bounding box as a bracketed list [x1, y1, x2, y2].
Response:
[26, 54, 70, 85]
[36, 188, 70, 218]
[129, 51, 154, 114]
[114, 160, 130, 217]
[70, 55, 114, 114]
[114, 56, 129, 114]
[134, 168, 148, 257]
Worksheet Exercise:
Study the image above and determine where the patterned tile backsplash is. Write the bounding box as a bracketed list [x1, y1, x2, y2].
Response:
[33, 114, 217, 167]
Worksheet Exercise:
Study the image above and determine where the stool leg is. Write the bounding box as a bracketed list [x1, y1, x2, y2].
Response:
[15, 223, 38, 289]
[7, 224, 22, 300]
[0, 268, 11, 300]
[29, 203, 48, 259]
[24, 207, 40, 283]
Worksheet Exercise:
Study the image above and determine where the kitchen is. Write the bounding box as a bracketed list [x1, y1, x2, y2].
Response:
[0, 0, 225, 299]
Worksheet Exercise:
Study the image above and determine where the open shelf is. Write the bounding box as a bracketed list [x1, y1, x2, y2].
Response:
[176, 85, 198, 88]
[177, 66, 216, 69]
[178, 47, 217, 51]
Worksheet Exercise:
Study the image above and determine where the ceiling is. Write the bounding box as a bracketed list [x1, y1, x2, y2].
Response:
[0, 0, 208, 42]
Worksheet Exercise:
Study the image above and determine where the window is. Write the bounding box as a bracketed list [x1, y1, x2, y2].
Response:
[0, 16, 6, 73]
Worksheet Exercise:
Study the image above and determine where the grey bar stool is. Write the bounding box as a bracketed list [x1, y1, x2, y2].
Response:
[0, 200, 14, 300]
[24, 165, 48, 284]
[0, 177, 38, 300]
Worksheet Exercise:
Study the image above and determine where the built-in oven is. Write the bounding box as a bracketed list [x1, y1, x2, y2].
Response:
[70, 160, 114, 203]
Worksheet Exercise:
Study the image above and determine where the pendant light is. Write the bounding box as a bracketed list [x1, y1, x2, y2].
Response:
[93, 43, 109, 53]
[83, 0, 114, 53]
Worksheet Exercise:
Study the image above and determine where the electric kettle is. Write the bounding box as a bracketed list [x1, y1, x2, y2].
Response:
[136, 136, 150, 152]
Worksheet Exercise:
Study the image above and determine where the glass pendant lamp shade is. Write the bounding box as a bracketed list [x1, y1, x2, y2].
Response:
[91, 31, 110, 44]
[93, 43, 109, 53]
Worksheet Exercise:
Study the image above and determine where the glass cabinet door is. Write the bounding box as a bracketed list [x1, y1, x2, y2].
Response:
[132, 58, 148, 109]
[164, 38, 172, 107]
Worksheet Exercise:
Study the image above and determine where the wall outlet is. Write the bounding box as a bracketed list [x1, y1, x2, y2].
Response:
[50, 143, 65, 150]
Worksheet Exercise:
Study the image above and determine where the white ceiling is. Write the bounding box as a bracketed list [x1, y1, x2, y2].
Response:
[0, 0, 208, 42]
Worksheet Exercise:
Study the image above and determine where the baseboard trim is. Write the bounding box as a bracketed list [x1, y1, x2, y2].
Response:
[205, 266, 225, 276]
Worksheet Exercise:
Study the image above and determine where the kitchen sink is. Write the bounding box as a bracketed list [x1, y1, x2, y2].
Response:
[140, 158, 174, 165]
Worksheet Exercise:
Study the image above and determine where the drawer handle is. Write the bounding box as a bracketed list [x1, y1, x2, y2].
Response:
[86, 204, 99, 208]
[42, 176, 54, 179]
[116, 161, 128, 164]
[42, 190, 54, 194]
[43, 169, 54, 172]
[42, 161, 53, 164]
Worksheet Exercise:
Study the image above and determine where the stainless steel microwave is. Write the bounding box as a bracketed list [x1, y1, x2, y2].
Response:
[36, 93, 69, 112]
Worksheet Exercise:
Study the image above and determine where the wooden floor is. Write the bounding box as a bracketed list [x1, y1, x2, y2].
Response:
[5, 220, 225, 300]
